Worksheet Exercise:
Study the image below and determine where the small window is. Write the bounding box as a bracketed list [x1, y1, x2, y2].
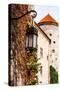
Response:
[40, 48, 43, 57]
[49, 33, 52, 36]
[40, 66, 42, 74]
[52, 49, 55, 53]
[53, 41, 56, 44]
[47, 55, 48, 60]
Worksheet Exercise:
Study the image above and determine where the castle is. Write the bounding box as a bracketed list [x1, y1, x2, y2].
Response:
[37, 14, 58, 84]
[9, 4, 58, 86]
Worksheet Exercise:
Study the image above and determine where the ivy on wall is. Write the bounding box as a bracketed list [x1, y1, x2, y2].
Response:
[50, 65, 58, 83]
[26, 49, 40, 85]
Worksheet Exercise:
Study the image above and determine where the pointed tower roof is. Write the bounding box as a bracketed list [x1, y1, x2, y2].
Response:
[38, 14, 58, 26]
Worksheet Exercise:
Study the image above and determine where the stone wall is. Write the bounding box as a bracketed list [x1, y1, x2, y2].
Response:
[9, 4, 32, 86]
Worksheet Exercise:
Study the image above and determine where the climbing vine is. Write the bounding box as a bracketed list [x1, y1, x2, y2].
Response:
[26, 49, 40, 85]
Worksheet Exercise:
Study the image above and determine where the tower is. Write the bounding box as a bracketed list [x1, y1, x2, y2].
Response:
[38, 14, 59, 72]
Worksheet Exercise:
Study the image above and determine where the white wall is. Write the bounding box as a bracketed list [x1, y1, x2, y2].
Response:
[40, 25, 59, 71]
[34, 23, 50, 84]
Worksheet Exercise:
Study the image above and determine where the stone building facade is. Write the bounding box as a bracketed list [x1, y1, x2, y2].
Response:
[9, 4, 33, 86]
[9, 4, 58, 86]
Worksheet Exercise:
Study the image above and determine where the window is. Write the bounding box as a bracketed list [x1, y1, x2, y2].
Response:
[49, 33, 52, 36]
[52, 49, 55, 53]
[53, 41, 56, 44]
[47, 55, 48, 60]
[40, 66, 42, 75]
[40, 48, 43, 57]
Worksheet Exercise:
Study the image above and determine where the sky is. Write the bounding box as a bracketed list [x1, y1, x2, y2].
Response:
[34, 5, 59, 23]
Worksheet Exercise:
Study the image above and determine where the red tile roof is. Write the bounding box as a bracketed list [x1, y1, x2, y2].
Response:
[38, 14, 58, 26]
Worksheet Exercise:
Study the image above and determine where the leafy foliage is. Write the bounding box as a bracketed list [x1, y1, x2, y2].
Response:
[28, 79, 38, 85]
[50, 65, 58, 83]
[26, 50, 40, 85]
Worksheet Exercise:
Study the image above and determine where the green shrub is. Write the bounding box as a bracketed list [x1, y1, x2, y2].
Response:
[26, 50, 40, 85]
[50, 65, 58, 83]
